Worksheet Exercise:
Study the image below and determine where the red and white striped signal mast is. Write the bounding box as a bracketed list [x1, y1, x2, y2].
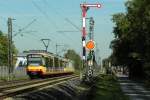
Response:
[80, 3, 101, 79]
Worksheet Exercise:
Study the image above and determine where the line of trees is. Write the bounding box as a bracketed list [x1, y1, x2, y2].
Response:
[110, 0, 150, 79]
[64, 49, 82, 70]
[0, 30, 17, 66]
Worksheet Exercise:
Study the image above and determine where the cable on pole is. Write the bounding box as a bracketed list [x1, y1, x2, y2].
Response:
[13, 19, 36, 37]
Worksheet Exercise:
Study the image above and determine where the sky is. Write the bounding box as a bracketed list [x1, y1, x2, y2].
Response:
[0, 0, 127, 60]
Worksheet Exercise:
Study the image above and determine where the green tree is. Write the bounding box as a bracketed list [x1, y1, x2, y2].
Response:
[110, 13, 131, 67]
[64, 49, 82, 70]
[110, 0, 150, 79]
[0, 30, 18, 65]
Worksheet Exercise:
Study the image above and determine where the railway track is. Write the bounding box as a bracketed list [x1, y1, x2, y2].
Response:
[0, 79, 30, 87]
[0, 74, 79, 100]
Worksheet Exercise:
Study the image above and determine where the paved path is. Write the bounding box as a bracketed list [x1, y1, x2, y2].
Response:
[117, 74, 150, 100]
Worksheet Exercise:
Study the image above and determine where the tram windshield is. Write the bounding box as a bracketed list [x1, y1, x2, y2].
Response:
[28, 57, 43, 66]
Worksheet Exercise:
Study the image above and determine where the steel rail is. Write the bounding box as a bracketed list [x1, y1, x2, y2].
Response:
[0, 75, 79, 99]
[0, 75, 73, 90]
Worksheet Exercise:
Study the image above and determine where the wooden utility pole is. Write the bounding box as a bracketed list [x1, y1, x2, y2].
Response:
[7, 17, 13, 80]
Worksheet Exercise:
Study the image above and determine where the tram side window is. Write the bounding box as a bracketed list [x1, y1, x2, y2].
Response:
[54, 57, 59, 67]
[63, 62, 67, 68]
[62, 61, 66, 68]
[66, 62, 69, 67]
[60, 60, 63, 67]
[45, 57, 50, 67]
[49, 58, 53, 67]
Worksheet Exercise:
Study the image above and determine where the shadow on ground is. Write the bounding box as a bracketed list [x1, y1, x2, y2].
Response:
[13, 79, 90, 100]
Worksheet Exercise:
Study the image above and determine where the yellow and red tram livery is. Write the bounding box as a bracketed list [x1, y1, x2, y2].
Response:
[26, 53, 74, 78]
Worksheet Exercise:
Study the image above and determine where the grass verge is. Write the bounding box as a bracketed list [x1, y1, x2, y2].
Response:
[87, 74, 129, 100]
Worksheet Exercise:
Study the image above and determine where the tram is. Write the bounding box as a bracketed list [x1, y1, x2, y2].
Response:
[26, 52, 74, 78]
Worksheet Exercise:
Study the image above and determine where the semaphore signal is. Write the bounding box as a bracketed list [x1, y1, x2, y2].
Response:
[80, 3, 101, 66]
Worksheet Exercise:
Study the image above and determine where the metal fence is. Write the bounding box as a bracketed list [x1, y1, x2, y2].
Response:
[0, 66, 28, 80]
